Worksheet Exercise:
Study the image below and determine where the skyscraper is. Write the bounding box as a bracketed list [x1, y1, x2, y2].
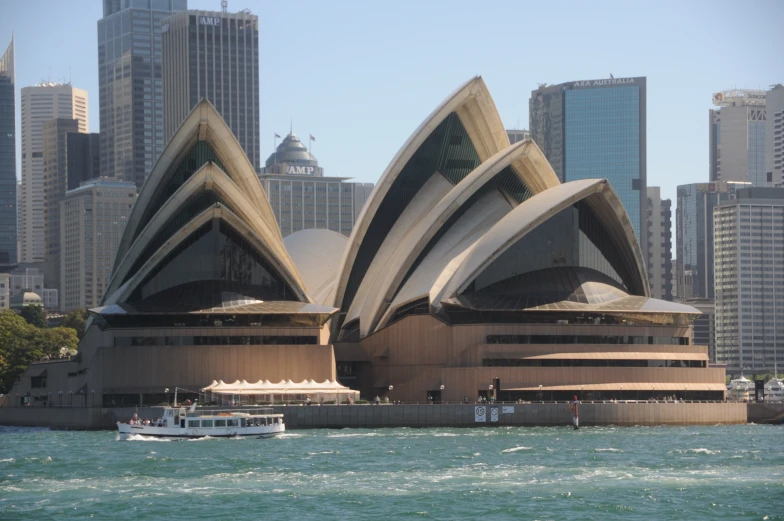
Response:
[98, 0, 187, 190]
[43, 118, 80, 294]
[506, 129, 530, 144]
[60, 179, 136, 311]
[530, 77, 647, 254]
[19, 84, 88, 264]
[675, 181, 748, 301]
[766, 84, 784, 186]
[0, 36, 15, 269]
[709, 89, 767, 185]
[715, 187, 784, 375]
[645, 187, 672, 301]
[259, 132, 374, 237]
[162, 9, 260, 170]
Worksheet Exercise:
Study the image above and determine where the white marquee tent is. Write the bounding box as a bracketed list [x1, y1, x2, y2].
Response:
[201, 379, 360, 403]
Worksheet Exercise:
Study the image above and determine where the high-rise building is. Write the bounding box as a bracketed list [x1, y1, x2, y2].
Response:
[259, 132, 374, 237]
[162, 9, 260, 170]
[66, 132, 101, 187]
[0, 273, 9, 309]
[675, 181, 748, 301]
[715, 187, 784, 375]
[41, 122, 101, 297]
[506, 129, 530, 144]
[766, 84, 784, 186]
[60, 179, 137, 312]
[645, 187, 672, 300]
[42, 118, 80, 295]
[530, 77, 647, 254]
[19, 84, 88, 265]
[98, 0, 187, 190]
[686, 298, 716, 363]
[0, 36, 16, 270]
[709, 89, 767, 185]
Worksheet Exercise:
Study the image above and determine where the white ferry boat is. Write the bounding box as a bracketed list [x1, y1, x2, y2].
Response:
[117, 403, 285, 439]
[764, 378, 784, 403]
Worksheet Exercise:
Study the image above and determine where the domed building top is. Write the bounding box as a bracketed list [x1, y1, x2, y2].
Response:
[262, 132, 324, 176]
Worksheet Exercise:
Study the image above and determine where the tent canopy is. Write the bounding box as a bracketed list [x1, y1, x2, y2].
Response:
[201, 379, 359, 396]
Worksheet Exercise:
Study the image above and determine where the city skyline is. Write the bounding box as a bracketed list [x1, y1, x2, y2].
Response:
[0, 0, 781, 209]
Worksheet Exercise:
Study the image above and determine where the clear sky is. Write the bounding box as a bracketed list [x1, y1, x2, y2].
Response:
[1, 0, 783, 206]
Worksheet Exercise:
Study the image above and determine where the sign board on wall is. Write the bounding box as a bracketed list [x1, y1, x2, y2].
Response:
[199, 16, 221, 26]
[502, 406, 514, 414]
[490, 407, 499, 422]
[286, 165, 316, 175]
[474, 406, 486, 422]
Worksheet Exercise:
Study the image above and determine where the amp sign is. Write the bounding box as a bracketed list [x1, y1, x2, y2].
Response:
[199, 16, 221, 26]
[286, 165, 315, 175]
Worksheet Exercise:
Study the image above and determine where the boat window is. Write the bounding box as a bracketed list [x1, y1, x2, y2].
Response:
[188, 420, 199, 428]
[240, 419, 246, 427]
[226, 419, 239, 427]
[201, 420, 213, 427]
[215, 419, 226, 427]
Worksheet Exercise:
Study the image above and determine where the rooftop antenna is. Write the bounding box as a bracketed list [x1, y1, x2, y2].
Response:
[221, 0, 227, 13]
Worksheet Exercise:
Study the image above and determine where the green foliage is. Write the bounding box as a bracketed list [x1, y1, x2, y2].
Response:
[0, 310, 79, 393]
[60, 308, 88, 340]
[19, 305, 46, 329]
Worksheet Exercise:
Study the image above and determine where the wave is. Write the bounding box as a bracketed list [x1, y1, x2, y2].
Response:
[501, 446, 532, 453]
[594, 448, 624, 452]
[669, 448, 721, 455]
[120, 434, 172, 442]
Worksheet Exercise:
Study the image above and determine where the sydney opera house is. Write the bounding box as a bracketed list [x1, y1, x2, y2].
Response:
[12, 77, 725, 406]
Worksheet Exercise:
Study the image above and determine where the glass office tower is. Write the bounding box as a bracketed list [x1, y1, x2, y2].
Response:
[98, 0, 187, 190]
[676, 181, 748, 301]
[0, 36, 15, 269]
[530, 77, 646, 252]
[161, 9, 260, 171]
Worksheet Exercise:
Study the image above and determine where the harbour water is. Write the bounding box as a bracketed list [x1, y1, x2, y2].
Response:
[1, 424, 782, 520]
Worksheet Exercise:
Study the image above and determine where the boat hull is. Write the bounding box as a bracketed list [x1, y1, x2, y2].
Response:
[117, 422, 285, 439]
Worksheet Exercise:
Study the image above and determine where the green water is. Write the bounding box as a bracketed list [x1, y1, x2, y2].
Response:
[1, 425, 782, 520]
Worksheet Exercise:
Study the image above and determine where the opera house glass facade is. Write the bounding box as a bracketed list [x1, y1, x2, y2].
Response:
[11, 79, 725, 407]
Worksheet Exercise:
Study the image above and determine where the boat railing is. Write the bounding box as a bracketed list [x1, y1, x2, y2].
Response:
[187, 406, 279, 417]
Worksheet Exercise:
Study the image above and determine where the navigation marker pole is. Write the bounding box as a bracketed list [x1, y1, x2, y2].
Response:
[569, 395, 579, 430]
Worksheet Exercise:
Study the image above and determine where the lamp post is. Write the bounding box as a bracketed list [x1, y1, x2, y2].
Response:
[488, 384, 494, 403]
[388, 385, 393, 403]
[165, 388, 170, 406]
[440, 384, 445, 404]
[538, 384, 542, 402]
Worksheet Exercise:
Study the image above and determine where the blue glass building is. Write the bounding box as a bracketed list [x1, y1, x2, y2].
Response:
[531, 77, 647, 252]
[0, 36, 16, 269]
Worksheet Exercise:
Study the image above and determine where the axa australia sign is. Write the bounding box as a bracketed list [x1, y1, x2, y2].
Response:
[572, 77, 638, 88]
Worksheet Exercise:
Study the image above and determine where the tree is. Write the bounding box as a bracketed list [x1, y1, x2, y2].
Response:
[35, 327, 78, 360]
[19, 305, 46, 329]
[0, 310, 38, 393]
[60, 308, 88, 340]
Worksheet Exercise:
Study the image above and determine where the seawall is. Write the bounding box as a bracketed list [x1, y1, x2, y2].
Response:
[0, 402, 752, 430]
